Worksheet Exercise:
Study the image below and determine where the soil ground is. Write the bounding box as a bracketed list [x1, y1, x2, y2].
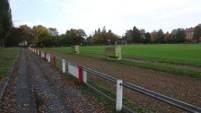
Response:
[0, 49, 106, 113]
[45, 50, 201, 112]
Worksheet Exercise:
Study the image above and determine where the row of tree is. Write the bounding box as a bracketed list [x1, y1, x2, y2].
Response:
[86, 26, 119, 45]
[4, 24, 88, 47]
[3, 24, 201, 47]
[4, 25, 120, 47]
[123, 25, 201, 44]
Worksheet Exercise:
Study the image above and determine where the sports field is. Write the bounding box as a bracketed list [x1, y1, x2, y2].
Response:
[44, 44, 201, 67]
[39, 44, 201, 112]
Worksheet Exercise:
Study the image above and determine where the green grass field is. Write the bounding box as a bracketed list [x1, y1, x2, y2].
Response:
[0, 48, 21, 81]
[42, 44, 201, 67]
[40, 44, 201, 77]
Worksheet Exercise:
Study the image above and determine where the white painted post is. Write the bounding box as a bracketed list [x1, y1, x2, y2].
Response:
[116, 80, 123, 112]
[62, 59, 66, 73]
[47, 54, 50, 63]
[83, 70, 87, 83]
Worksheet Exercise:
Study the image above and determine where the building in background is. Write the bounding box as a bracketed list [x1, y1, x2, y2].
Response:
[185, 27, 194, 41]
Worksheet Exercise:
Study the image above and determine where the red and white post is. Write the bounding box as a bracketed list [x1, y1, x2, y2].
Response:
[44, 52, 46, 60]
[78, 66, 83, 85]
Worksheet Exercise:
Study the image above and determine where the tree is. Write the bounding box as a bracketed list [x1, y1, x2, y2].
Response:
[48, 28, 59, 46]
[107, 29, 119, 44]
[32, 25, 50, 47]
[169, 29, 178, 42]
[151, 30, 158, 43]
[132, 26, 141, 43]
[92, 27, 119, 45]
[76, 29, 86, 45]
[144, 32, 151, 43]
[124, 30, 132, 43]
[157, 29, 165, 43]
[65, 28, 86, 45]
[175, 28, 186, 43]
[86, 35, 94, 45]
[19, 25, 32, 44]
[97, 28, 101, 34]
[48, 28, 58, 36]
[164, 32, 170, 42]
[170, 28, 186, 43]
[193, 24, 201, 42]
[4, 27, 23, 47]
[0, 0, 13, 50]
[102, 26, 106, 33]
[57, 34, 65, 46]
[140, 29, 146, 42]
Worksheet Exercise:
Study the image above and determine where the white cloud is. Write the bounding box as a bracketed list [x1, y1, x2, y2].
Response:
[11, 0, 201, 35]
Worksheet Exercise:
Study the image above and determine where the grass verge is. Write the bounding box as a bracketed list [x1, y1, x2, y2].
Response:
[0, 48, 21, 81]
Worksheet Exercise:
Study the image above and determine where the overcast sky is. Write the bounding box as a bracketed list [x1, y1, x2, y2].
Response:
[10, 0, 201, 36]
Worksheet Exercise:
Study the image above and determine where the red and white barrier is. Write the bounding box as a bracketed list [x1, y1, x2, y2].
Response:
[68, 64, 87, 84]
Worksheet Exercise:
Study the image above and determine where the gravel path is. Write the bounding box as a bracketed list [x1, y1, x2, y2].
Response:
[0, 49, 105, 113]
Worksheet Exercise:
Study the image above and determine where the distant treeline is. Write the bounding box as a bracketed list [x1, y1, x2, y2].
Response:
[3, 24, 201, 47]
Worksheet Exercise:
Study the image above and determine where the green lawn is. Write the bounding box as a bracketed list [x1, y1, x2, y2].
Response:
[42, 44, 201, 67]
[0, 48, 21, 80]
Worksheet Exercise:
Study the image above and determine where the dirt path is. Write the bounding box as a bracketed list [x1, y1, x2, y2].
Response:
[0, 49, 106, 113]
[123, 57, 201, 72]
[98, 55, 201, 72]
